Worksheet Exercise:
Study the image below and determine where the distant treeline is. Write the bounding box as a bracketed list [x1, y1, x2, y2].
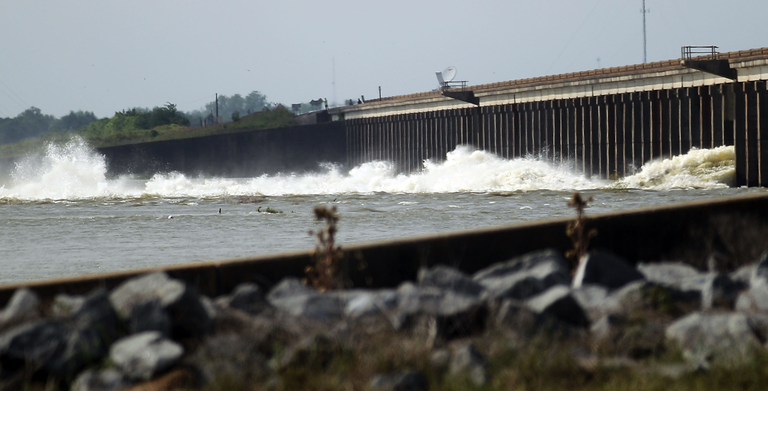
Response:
[0, 108, 98, 145]
[0, 90, 279, 147]
[184, 91, 272, 125]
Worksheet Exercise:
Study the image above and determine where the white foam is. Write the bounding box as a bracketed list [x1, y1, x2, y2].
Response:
[0, 139, 737, 201]
[614, 146, 736, 190]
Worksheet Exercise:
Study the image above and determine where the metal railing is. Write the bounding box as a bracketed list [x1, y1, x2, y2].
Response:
[681, 45, 719, 60]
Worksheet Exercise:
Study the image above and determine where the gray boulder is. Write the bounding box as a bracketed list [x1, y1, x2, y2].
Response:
[189, 333, 271, 389]
[571, 285, 617, 322]
[638, 262, 742, 309]
[269, 293, 344, 321]
[109, 272, 212, 338]
[395, 286, 487, 341]
[48, 289, 121, 375]
[0, 288, 40, 330]
[129, 300, 171, 337]
[526, 285, 589, 328]
[666, 312, 762, 366]
[735, 256, 768, 312]
[573, 252, 644, 290]
[217, 283, 272, 316]
[342, 290, 399, 319]
[369, 370, 428, 391]
[0, 320, 68, 373]
[491, 299, 538, 336]
[266, 277, 315, 301]
[50, 294, 85, 318]
[71, 368, 128, 391]
[0, 289, 119, 377]
[473, 249, 570, 300]
[418, 265, 484, 297]
[110, 331, 184, 381]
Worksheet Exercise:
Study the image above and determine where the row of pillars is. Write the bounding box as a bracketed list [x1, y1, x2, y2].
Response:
[345, 80, 768, 185]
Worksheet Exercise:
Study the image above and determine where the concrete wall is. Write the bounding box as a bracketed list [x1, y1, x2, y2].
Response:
[98, 121, 347, 178]
[345, 81, 768, 182]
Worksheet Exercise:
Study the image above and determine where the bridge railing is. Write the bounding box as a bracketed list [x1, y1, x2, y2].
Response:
[681, 45, 719, 60]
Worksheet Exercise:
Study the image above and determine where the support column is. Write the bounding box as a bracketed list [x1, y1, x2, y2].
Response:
[747, 82, 759, 186]
[700, 86, 713, 149]
[732, 83, 746, 185]
[690, 87, 702, 150]
[758, 81, 768, 187]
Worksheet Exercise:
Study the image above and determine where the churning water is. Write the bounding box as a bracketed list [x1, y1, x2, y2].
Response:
[0, 137, 761, 285]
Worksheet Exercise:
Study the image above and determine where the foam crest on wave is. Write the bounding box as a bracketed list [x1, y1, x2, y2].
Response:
[614, 146, 736, 190]
[0, 140, 737, 200]
[0, 137, 140, 200]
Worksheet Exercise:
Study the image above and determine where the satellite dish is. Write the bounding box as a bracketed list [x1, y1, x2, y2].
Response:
[442, 66, 457, 82]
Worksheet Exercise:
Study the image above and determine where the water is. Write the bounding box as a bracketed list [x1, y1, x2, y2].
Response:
[0, 138, 761, 286]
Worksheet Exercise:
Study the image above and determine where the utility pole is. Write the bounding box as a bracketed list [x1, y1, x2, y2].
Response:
[215, 93, 219, 124]
[641, 0, 650, 63]
[332, 58, 337, 107]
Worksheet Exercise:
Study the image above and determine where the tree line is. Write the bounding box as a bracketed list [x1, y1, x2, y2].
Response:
[0, 108, 98, 145]
[0, 90, 277, 146]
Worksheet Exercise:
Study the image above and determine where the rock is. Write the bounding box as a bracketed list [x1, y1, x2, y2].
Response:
[448, 344, 487, 386]
[343, 290, 399, 319]
[266, 278, 344, 321]
[109, 272, 212, 338]
[573, 252, 644, 290]
[710, 274, 746, 309]
[0, 320, 68, 373]
[109, 331, 184, 381]
[0, 288, 40, 330]
[269, 292, 344, 321]
[266, 277, 314, 302]
[473, 249, 570, 300]
[48, 289, 121, 375]
[369, 370, 428, 391]
[189, 333, 271, 389]
[218, 283, 271, 316]
[492, 299, 538, 336]
[395, 288, 487, 341]
[129, 300, 171, 337]
[572, 285, 615, 322]
[0, 289, 119, 377]
[734, 254, 768, 312]
[526, 286, 589, 328]
[71, 368, 128, 391]
[638, 262, 742, 310]
[666, 312, 762, 366]
[50, 294, 85, 318]
[418, 265, 484, 297]
[200, 296, 217, 320]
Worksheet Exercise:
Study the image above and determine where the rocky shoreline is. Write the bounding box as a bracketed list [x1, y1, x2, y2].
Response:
[2, 247, 768, 390]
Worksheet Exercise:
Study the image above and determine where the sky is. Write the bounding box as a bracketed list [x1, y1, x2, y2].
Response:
[1, 0, 767, 119]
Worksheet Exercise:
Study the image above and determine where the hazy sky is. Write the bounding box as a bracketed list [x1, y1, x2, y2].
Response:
[1, 0, 767, 118]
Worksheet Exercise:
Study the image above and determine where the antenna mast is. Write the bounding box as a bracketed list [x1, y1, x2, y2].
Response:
[641, 0, 650, 63]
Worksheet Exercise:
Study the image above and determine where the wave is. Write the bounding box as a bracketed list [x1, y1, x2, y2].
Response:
[0, 137, 737, 200]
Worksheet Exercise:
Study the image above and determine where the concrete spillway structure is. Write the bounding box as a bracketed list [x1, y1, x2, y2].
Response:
[336, 47, 768, 186]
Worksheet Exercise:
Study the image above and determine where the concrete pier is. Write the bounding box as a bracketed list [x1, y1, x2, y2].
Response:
[338, 48, 768, 185]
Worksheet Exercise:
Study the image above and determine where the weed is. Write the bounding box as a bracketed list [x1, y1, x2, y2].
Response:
[304, 206, 345, 292]
[257, 206, 281, 214]
[566, 192, 597, 267]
